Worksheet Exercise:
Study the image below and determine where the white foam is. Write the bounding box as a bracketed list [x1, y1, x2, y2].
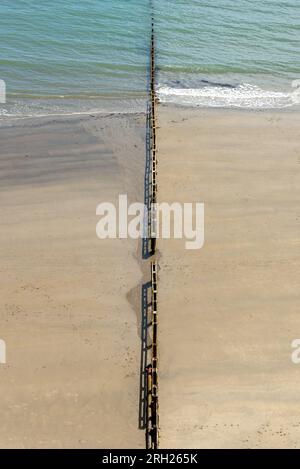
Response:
[0, 97, 147, 121]
[158, 83, 300, 109]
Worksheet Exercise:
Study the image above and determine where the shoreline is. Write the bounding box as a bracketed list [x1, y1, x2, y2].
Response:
[0, 97, 148, 123]
[159, 102, 300, 114]
[1, 93, 300, 125]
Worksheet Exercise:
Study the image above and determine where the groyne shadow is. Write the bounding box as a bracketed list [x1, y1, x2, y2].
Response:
[142, 101, 155, 260]
[138, 280, 152, 433]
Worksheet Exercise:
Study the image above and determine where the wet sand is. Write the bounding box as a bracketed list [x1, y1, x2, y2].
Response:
[0, 113, 145, 448]
[157, 106, 300, 448]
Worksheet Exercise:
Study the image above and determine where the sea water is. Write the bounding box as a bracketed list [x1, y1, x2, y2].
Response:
[0, 0, 299, 117]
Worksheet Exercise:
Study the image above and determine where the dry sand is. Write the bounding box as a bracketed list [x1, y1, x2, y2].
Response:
[2, 105, 300, 449]
[0, 112, 146, 448]
[157, 106, 300, 449]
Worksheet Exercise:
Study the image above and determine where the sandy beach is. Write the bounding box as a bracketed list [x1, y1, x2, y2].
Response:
[0, 112, 146, 448]
[1, 105, 300, 449]
[157, 106, 300, 448]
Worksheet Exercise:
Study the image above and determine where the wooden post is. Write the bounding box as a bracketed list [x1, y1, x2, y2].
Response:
[151, 262, 159, 448]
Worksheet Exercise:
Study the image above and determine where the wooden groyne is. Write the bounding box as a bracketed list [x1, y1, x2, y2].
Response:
[146, 261, 159, 449]
[145, 6, 159, 449]
[150, 11, 157, 254]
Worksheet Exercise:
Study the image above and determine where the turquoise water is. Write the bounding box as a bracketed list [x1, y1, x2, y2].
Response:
[0, 0, 299, 116]
[156, 0, 300, 108]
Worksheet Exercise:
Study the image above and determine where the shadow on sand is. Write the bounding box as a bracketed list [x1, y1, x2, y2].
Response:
[138, 280, 152, 436]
